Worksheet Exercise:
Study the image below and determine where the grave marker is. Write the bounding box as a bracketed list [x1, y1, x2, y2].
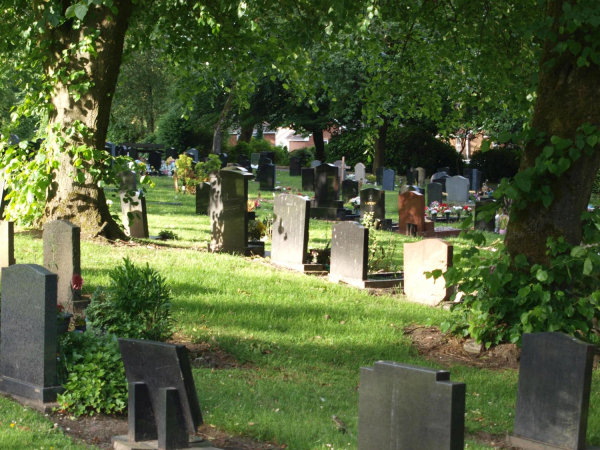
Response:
[405, 168, 415, 186]
[382, 169, 395, 191]
[427, 182, 444, 204]
[289, 157, 301, 176]
[120, 192, 149, 239]
[360, 188, 385, 221]
[342, 179, 359, 203]
[301, 168, 315, 191]
[398, 191, 431, 235]
[257, 162, 276, 191]
[354, 163, 366, 183]
[195, 182, 210, 215]
[431, 172, 450, 191]
[415, 167, 426, 186]
[446, 176, 470, 204]
[403, 239, 453, 305]
[376, 167, 385, 185]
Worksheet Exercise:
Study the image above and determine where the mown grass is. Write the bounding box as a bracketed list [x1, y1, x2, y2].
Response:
[5, 170, 600, 449]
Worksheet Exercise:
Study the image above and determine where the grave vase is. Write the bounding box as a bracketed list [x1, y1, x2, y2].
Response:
[57, 314, 73, 335]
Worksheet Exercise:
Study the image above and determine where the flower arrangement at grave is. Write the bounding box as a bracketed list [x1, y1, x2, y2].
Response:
[247, 200, 256, 212]
[463, 205, 473, 214]
[453, 205, 463, 218]
[248, 220, 267, 241]
[349, 196, 360, 209]
[366, 174, 377, 184]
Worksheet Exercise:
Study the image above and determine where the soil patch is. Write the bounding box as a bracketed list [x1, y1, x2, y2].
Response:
[404, 325, 520, 370]
[468, 431, 519, 449]
[168, 336, 252, 370]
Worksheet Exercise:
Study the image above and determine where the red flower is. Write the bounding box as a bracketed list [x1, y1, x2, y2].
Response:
[71, 273, 84, 290]
[57, 304, 64, 313]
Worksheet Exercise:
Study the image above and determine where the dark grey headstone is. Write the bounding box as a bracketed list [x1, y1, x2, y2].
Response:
[258, 156, 272, 166]
[438, 166, 451, 175]
[120, 192, 149, 239]
[237, 155, 252, 172]
[0, 264, 63, 403]
[43, 220, 80, 309]
[301, 168, 315, 191]
[0, 220, 15, 269]
[260, 151, 275, 164]
[360, 188, 385, 221]
[118, 339, 203, 447]
[471, 169, 482, 192]
[358, 361, 465, 450]
[218, 153, 228, 168]
[431, 172, 450, 191]
[272, 195, 310, 266]
[376, 167, 385, 185]
[314, 164, 340, 208]
[406, 168, 415, 186]
[187, 148, 199, 163]
[382, 169, 395, 191]
[257, 163, 276, 191]
[342, 180, 359, 203]
[208, 167, 253, 254]
[195, 182, 210, 215]
[509, 333, 596, 450]
[427, 182, 444, 204]
[330, 222, 367, 281]
[289, 157, 301, 176]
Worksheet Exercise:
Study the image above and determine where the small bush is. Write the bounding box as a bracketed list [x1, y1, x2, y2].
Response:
[289, 147, 315, 165]
[57, 332, 127, 416]
[86, 258, 173, 341]
[468, 147, 521, 183]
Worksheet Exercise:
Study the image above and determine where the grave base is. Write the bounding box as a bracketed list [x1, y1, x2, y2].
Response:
[112, 435, 219, 450]
[506, 435, 600, 450]
[271, 261, 328, 276]
[329, 274, 403, 290]
[0, 391, 62, 413]
[0, 376, 64, 407]
[310, 207, 345, 220]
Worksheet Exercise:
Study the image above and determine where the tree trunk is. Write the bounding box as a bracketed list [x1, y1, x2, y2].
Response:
[212, 83, 236, 154]
[41, 0, 133, 240]
[239, 123, 254, 143]
[505, 0, 600, 265]
[373, 120, 389, 172]
[312, 129, 325, 161]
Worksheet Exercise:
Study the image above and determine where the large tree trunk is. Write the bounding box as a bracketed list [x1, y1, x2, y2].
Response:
[505, 0, 600, 265]
[212, 83, 236, 154]
[239, 122, 254, 143]
[373, 120, 389, 173]
[41, 0, 133, 240]
[312, 129, 325, 161]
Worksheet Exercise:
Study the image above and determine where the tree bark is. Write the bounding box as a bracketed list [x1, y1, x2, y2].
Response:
[212, 83, 236, 154]
[373, 120, 389, 172]
[505, 0, 600, 265]
[40, 0, 133, 240]
[312, 129, 325, 161]
[239, 122, 254, 143]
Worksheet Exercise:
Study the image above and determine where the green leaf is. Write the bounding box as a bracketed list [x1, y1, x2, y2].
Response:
[583, 258, 593, 275]
[587, 135, 598, 148]
[542, 146, 554, 158]
[570, 246, 586, 258]
[74, 4, 89, 20]
[542, 194, 553, 208]
[536, 269, 548, 282]
[515, 175, 531, 193]
[518, 286, 531, 298]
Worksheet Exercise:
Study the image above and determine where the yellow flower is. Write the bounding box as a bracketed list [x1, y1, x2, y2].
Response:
[10, 423, 14, 428]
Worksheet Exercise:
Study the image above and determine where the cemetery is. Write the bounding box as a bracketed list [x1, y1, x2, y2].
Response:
[1, 1, 600, 449]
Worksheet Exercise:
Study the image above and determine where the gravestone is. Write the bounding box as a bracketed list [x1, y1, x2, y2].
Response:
[360, 188, 385, 221]
[301, 168, 315, 191]
[258, 156, 272, 166]
[507, 333, 598, 450]
[398, 191, 432, 235]
[403, 239, 453, 305]
[446, 176, 470, 204]
[237, 154, 252, 172]
[431, 172, 451, 191]
[376, 167, 385, 185]
[250, 153, 260, 169]
[208, 167, 263, 256]
[405, 168, 415, 186]
[438, 166, 451, 175]
[186, 148, 199, 163]
[330, 222, 367, 282]
[474, 199, 495, 232]
[415, 167, 426, 186]
[342, 179, 359, 203]
[259, 151, 275, 164]
[120, 192, 149, 239]
[272, 195, 310, 268]
[195, 182, 210, 215]
[471, 169, 482, 192]
[115, 339, 203, 450]
[43, 220, 81, 309]
[314, 164, 340, 207]
[382, 169, 395, 191]
[358, 361, 465, 450]
[257, 162, 276, 191]
[354, 163, 367, 183]
[310, 160, 322, 168]
[0, 265, 63, 405]
[0, 221, 15, 269]
[119, 171, 137, 192]
[289, 157, 301, 176]
[427, 182, 444, 204]
[218, 153, 228, 168]
[400, 185, 422, 195]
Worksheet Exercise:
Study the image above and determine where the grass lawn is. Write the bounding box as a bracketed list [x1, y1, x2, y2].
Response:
[3, 170, 599, 449]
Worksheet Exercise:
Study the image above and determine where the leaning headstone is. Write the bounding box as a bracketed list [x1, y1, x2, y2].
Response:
[358, 361, 465, 450]
[342, 179, 359, 203]
[330, 222, 367, 282]
[120, 192, 149, 239]
[446, 176, 470, 204]
[195, 182, 210, 215]
[0, 221, 15, 269]
[403, 239, 453, 305]
[310, 160, 322, 168]
[0, 265, 63, 405]
[415, 167, 426, 187]
[43, 220, 80, 309]
[382, 169, 395, 191]
[354, 163, 367, 183]
[272, 195, 310, 269]
[376, 167, 385, 185]
[289, 157, 301, 176]
[301, 168, 315, 191]
[507, 333, 598, 450]
[427, 182, 444, 204]
[114, 339, 203, 450]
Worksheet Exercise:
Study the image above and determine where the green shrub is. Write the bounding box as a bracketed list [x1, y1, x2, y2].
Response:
[289, 147, 315, 165]
[271, 144, 290, 165]
[325, 128, 375, 168]
[86, 257, 173, 341]
[57, 332, 127, 416]
[194, 154, 221, 181]
[248, 138, 274, 154]
[468, 147, 521, 183]
[228, 141, 251, 162]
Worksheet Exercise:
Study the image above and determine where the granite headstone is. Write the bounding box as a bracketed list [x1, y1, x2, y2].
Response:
[431, 172, 451, 191]
[404, 239, 453, 305]
[382, 168, 395, 191]
[257, 162, 276, 191]
[289, 157, 301, 176]
[195, 182, 210, 215]
[354, 163, 366, 183]
[376, 167, 385, 185]
[271, 195, 310, 267]
[360, 188, 385, 221]
[314, 164, 340, 207]
[446, 176, 470, 204]
[405, 168, 415, 186]
[415, 167, 426, 187]
[342, 179, 359, 203]
[427, 182, 444, 204]
[120, 192, 149, 239]
[398, 191, 427, 234]
[330, 222, 367, 282]
[301, 168, 315, 191]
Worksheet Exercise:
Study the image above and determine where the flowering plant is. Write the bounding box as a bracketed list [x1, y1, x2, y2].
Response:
[463, 205, 473, 213]
[71, 273, 84, 291]
[247, 200, 256, 212]
[349, 196, 360, 208]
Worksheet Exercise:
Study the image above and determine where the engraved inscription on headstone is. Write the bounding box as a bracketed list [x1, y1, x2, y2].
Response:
[360, 188, 385, 221]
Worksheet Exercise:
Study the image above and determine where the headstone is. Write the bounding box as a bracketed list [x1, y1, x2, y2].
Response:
[0, 265, 63, 404]
[119, 171, 137, 192]
[405, 168, 415, 186]
[431, 172, 451, 191]
[358, 361, 465, 450]
[376, 167, 385, 185]
[438, 166, 451, 175]
[508, 333, 597, 450]
[398, 191, 427, 234]
[400, 185, 422, 195]
[116, 339, 203, 449]
[330, 222, 367, 282]
[250, 153, 260, 168]
[289, 157, 301, 176]
[474, 199, 495, 232]
[218, 153, 228, 168]
[272, 195, 310, 267]
[258, 156, 272, 166]
[382, 169, 395, 191]
[354, 163, 366, 183]
[43, 220, 81, 309]
[471, 168, 482, 192]
[259, 151, 275, 164]
[301, 168, 315, 191]
[415, 167, 426, 186]
[195, 182, 210, 215]
[120, 192, 149, 239]
[314, 164, 340, 207]
[187, 148, 199, 163]
[147, 151, 162, 173]
[427, 182, 444, 204]
[257, 162, 276, 191]
[310, 160, 322, 168]
[446, 176, 470, 204]
[342, 180, 359, 203]
[360, 188, 385, 221]
[0, 221, 15, 269]
[403, 239, 453, 305]
[237, 154, 252, 172]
